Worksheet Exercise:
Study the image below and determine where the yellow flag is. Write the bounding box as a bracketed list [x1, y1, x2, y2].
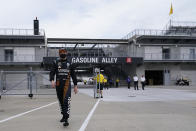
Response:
[169, 3, 173, 15]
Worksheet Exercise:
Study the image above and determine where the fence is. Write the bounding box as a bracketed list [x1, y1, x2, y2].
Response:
[0, 69, 55, 99]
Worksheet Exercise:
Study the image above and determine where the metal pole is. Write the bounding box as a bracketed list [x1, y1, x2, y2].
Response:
[0, 71, 3, 99]
[94, 67, 96, 98]
[98, 68, 101, 98]
[35, 74, 37, 93]
[3, 72, 6, 90]
[28, 67, 33, 98]
[94, 67, 98, 99]
[95, 70, 97, 98]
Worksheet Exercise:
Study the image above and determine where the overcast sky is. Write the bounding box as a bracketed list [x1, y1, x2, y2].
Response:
[0, 0, 195, 38]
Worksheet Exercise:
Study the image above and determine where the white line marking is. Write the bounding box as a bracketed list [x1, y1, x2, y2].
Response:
[0, 101, 58, 123]
[79, 99, 100, 131]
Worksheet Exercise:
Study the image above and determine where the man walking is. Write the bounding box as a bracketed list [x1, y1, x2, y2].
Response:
[133, 74, 139, 90]
[95, 72, 104, 98]
[127, 76, 131, 90]
[116, 78, 119, 88]
[50, 48, 78, 127]
[140, 75, 146, 90]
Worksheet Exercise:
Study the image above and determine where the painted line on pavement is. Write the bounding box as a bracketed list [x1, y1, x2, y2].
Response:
[79, 99, 100, 131]
[0, 101, 58, 123]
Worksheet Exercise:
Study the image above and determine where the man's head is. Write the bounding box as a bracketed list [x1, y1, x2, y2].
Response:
[59, 48, 67, 59]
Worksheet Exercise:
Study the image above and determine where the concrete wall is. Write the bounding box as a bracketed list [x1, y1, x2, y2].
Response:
[47, 48, 59, 57]
[142, 45, 196, 60]
[14, 47, 35, 62]
[136, 63, 196, 86]
[180, 47, 196, 60]
[35, 47, 46, 62]
[144, 46, 162, 60]
[170, 46, 181, 60]
[0, 47, 5, 62]
[181, 47, 190, 59]
[0, 46, 45, 62]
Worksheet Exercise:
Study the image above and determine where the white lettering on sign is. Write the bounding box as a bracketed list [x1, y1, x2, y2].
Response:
[102, 58, 117, 63]
[72, 57, 98, 63]
[72, 57, 118, 64]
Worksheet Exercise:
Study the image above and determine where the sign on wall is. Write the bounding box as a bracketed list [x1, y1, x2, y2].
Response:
[71, 57, 118, 64]
[43, 57, 143, 65]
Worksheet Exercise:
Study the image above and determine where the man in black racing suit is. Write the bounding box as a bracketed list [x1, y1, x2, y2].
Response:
[50, 48, 78, 127]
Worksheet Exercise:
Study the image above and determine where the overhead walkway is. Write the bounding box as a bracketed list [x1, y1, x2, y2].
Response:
[47, 38, 128, 44]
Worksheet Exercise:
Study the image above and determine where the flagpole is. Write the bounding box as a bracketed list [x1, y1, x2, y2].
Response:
[169, 2, 173, 28]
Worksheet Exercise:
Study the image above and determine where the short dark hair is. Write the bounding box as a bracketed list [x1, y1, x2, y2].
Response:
[59, 48, 67, 54]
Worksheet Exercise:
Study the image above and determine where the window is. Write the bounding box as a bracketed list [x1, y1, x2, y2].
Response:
[4, 49, 13, 62]
[162, 48, 170, 59]
[190, 49, 195, 59]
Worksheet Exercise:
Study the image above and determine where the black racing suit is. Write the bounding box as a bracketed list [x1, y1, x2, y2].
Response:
[50, 58, 77, 119]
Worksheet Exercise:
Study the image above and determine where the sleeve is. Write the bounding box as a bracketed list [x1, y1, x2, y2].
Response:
[102, 74, 105, 81]
[49, 60, 57, 81]
[70, 64, 77, 86]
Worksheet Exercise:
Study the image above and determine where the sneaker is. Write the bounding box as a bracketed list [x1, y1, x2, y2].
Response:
[63, 119, 69, 127]
[60, 116, 65, 122]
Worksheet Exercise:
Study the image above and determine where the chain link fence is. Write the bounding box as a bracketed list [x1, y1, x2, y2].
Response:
[0, 69, 55, 99]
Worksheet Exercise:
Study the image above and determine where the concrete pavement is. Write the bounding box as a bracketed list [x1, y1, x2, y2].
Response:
[0, 87, 196, 131]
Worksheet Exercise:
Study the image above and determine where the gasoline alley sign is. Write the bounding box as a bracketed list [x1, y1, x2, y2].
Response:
[43, 57, 143, 66]
[70, 57, 144, 64]
[71, 57, 118, 64]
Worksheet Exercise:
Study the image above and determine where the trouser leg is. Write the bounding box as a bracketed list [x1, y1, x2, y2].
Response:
[142, 82, 145, 90]
[63, 85, 71, 119]
[56, 86, 64, 115]
[128, 83, 130, 89]
[134, 82, 136, 90]
[63, 96, 71, 118]
[56, 82, 71, 119]
[136, 82, 139, 90]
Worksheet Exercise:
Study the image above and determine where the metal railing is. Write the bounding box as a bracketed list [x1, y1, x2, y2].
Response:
[144, 53, 196, 61]
[165, 20, 196, 30]
[0, 70, 55, 98]
[0, 54, 44, 63]
[122, 28, 196, 39]
[123, 20, 196, 39]
[48, 52, 111, 57]
[0, 28, 45, 36]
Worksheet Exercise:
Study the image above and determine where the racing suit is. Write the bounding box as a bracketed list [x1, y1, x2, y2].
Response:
[50, 58, 77, 119]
